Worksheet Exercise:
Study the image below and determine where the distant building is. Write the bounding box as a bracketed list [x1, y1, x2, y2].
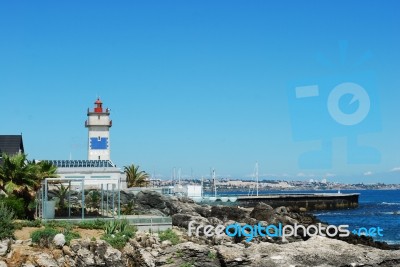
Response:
[0, 134, 24, 164]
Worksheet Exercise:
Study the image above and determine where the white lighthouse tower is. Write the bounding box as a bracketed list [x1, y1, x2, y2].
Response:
[85, 98, 112, 160]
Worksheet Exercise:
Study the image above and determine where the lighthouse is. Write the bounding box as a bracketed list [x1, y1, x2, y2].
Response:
[85, 98, 112, 160]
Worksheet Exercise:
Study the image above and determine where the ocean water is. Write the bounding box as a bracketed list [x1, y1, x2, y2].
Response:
[313, 189, 400, 244]
[207, 189, 400, 244]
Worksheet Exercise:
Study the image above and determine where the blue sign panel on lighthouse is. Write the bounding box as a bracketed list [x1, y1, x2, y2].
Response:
[90, 137, 108, 149]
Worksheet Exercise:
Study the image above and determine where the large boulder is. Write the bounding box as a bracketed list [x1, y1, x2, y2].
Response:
[119, 190, 136, 205]
[70, 239, 124, 266]
[216, 235, 400, 267]
[249, 202, 275, 222]
[210, 206, 249, 222]
[163, 196, 197, 216]
[136, 190, 167, 210]
[157, 242, 220, 267]
[172, 213, 209, 228]
[215, 243, 251, 266]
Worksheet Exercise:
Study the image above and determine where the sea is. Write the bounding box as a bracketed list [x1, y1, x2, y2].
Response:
[207, 189, 400, 244]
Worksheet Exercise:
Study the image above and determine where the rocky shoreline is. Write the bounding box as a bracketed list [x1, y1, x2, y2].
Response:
[0, 190, 399, 267]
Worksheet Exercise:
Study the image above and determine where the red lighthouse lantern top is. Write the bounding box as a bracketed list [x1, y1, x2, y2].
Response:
[94, 97, 103, 113]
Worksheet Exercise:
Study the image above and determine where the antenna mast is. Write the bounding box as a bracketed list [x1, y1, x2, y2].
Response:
[212, 169, 217, 198]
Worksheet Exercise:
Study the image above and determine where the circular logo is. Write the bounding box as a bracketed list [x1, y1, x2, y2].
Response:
[327, 82, 370, 126]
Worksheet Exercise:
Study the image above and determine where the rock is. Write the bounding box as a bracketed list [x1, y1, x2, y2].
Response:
[212, 233, 232, 245]
[217, 235, 400, 267]
[172, 213, 209, 228]
[194, 205, 212, 218]
[32, 253, 59, 267]
[275, 206, 288, 215]
[160, 240, 172, 248]
[124, 242, 156, 267]
[76, 247, 95, 266]
[134, 232, 160, 248]
[119, 190, 135, 204]
[216, 243, 251, 266]
[103, 246, 123, 266]
[160, 242, 221, 267]
[211, 206, 249, 222]
[69, 239, 82, 253]
[62, 245, 75, 257]
[53, 233, 66, 247]
[249, 202, 275, 221]
[163, 196, 196, 216]
[207, 216, 223, 227]
[0, 239, 11, 256]
[136, 190, 166, 210]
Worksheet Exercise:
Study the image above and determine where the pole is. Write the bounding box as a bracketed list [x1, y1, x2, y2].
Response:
[118, 179, 121, 219]
[112, 184, 115, 217]
[101, 184, 104, 216]
[256, 161, 259, 197]
[106, 184, 109, 216]
[68, 181, 71, 217]
[81, 179, 85, 220]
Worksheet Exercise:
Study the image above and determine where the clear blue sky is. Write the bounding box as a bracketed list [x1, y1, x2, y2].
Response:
[1, 1, 399, 183]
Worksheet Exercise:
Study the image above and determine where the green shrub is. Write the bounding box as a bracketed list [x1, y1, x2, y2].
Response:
[44, 220, 75, 230]
[63, 229, 81, 245]
[105, 220, 118, 235]
[180, 262, 193, 267]
[77, 219, 106, 230]
[0, 203, 15, 240]
[86, 190, 101, 210]
[159, 229, 180, 245]
[104, 219, 136, 235]
[166, 258, 174, 264]
[24, 219, 42, 227]
[175, 250, 184, 258]
[101, 219, 137, 249]
[31, 227, 58, 247]
[208, 251, 217, 260]
[119, 219, 129, 232]
[15, 219, 43, 230]
[101, 233, 128, 249]
[0, 196, 25, 219]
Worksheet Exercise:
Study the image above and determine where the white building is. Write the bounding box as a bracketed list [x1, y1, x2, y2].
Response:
[85, 98, 112, 160]
[45, 159, 123, 188]
[43, 98, 126, 188]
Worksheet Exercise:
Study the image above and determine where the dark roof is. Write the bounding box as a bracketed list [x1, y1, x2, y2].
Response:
[44, 160, 116, 168]
[0, 135, 24, 156]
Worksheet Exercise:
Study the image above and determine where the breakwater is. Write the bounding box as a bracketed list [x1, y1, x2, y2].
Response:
[235, 193, 359, 211]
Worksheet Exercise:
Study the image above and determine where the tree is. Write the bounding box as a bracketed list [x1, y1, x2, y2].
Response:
[86, 190, 101, 211]
[124, 164, 149, 187]
[54, 183, 70, 209]
[0, 153, 57, 219]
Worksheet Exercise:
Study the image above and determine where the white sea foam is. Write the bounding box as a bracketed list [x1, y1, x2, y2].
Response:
[380, 202, 400, 205]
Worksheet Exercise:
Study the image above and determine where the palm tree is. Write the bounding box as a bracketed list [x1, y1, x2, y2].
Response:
[37, 160, 58, 180]
[54, 183, 70, 209]
[0, 153, 57, 219]
[124, 164, 150, 187]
